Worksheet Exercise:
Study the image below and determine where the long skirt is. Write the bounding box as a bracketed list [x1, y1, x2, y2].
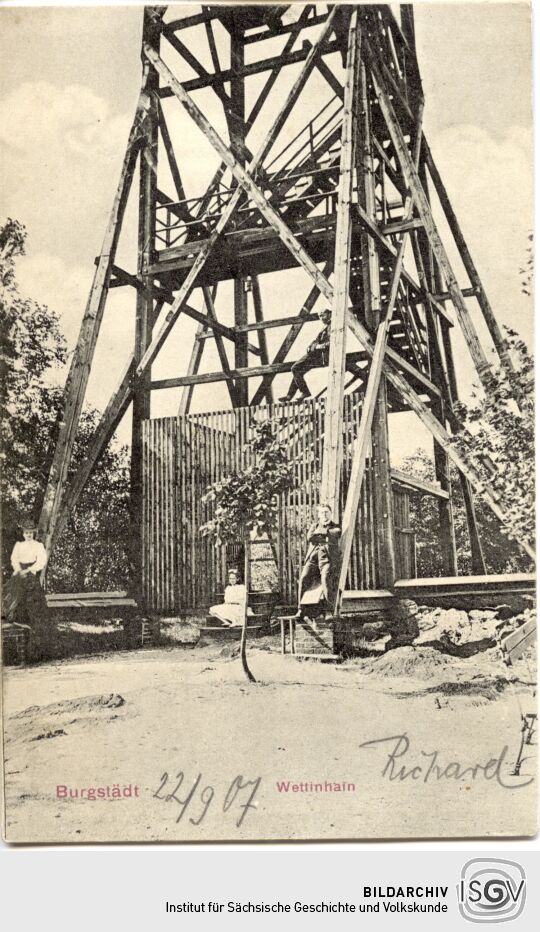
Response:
[2, 572, 55, 661]
[209, 604, 253, 627]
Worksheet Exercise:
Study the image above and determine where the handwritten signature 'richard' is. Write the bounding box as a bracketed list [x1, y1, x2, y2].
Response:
[359, 734, 533, 789]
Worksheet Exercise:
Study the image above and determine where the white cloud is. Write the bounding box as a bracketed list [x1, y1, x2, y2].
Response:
[0, 81, 129, 163]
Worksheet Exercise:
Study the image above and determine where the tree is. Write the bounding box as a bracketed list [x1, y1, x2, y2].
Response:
[201, 419, 294, 681]
[400, 326, 533, 576]
[399, 448, 524, 577]
[451, 329, 534, 559]
[0, 218, 130, 590]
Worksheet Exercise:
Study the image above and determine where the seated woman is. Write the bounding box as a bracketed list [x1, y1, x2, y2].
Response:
[209, 569, 253, 627]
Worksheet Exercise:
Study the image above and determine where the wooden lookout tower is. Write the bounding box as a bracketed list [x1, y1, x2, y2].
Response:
[38, 4, 534, 617]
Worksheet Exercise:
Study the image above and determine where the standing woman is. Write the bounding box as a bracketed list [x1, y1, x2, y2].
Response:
[3, 518, 54, 660]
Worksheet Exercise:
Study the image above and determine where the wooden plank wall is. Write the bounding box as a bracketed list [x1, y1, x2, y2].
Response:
[142, 417, 178, 612]
[142, 396, 410, 612]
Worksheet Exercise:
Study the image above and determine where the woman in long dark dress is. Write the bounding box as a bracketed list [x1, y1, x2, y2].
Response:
[3, 521, 54, 660]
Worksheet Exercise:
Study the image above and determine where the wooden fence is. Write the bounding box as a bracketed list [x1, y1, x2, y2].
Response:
[141, 397, 415, 612]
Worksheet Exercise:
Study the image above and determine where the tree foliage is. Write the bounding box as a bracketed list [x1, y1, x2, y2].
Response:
[399, 448, 524, 577]
[400, 328, 533, 575]
[451, 329, 534, 557]
[1, 218, 130, 591]
[200, 419, 294, 545]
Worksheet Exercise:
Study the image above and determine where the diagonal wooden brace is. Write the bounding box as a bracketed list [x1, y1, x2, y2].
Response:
[369, 54, 493, 388]
[346, 314, 535, 562]
[38, 92, 149, 552]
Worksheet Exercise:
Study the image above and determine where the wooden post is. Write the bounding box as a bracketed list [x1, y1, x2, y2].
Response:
[130, 7, 161, 601]
[234, 279, 249, 407]
[357, 54, 395, 589]
[320, 10, 359, 515]
[231, 25, 249, 408]
[251, 277, 273, 404]
[415, 161, 457, 576]
[336, 204, 417, 609]
[440, 316, 487, 573]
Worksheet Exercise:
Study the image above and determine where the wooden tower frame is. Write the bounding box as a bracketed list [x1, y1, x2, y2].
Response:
[38, 4, 533, 612]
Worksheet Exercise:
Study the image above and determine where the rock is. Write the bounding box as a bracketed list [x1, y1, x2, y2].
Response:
[360, 621, 386, 641]
[160, 618, 200, 645]
[413, 607, 502, 652]
[469, 609, 497, 621]
[391, 599, 419, 619]
[495, 604, 518, 621]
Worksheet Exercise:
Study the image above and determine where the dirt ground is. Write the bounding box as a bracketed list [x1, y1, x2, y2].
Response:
[1, 638, 537, 843]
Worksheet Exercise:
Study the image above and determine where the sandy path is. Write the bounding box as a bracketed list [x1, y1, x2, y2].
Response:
[2, 643, 537, 843]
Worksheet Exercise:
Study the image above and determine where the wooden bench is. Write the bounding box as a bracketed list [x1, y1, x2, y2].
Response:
[497, 617, 537, 776]
[200, 590, 279, 637]
[46, 591, 137, 617]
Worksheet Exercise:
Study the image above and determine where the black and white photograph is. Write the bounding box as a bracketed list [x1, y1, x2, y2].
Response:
[0, 0, 536, 844]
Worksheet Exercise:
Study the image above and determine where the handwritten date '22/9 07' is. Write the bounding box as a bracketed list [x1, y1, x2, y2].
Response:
[153, 770, 261, 828]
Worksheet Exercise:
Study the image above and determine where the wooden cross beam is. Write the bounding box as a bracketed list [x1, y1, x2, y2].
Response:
[250, 266, 331, 406]
[151, 353, 368, 391]
[37, 93, 148, 551]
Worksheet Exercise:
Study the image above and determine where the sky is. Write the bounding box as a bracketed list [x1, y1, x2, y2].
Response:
[0, 1, 533, 465]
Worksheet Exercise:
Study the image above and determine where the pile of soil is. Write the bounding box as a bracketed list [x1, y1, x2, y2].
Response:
[363, 645, 478, 679]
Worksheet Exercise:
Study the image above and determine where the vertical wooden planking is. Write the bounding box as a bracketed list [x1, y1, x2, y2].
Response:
[141, 420, 147, 608]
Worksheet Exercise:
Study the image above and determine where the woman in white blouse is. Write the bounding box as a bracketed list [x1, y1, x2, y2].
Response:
[209, 568, 252, 627]
[3, 520, 52, 660]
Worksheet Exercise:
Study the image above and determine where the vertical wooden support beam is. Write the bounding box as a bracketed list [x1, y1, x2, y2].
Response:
[337, 193, 419, 608]
[320, 10, 359, 513]
[230, 25, 248, 407]
[131, 6, 161, 598]
[251, 277, 274, 405]
[440, 318, 487, 573]
[357, 54, 395, 588]
[416, 161, 457, 575]
[234, 279, 249, 407]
